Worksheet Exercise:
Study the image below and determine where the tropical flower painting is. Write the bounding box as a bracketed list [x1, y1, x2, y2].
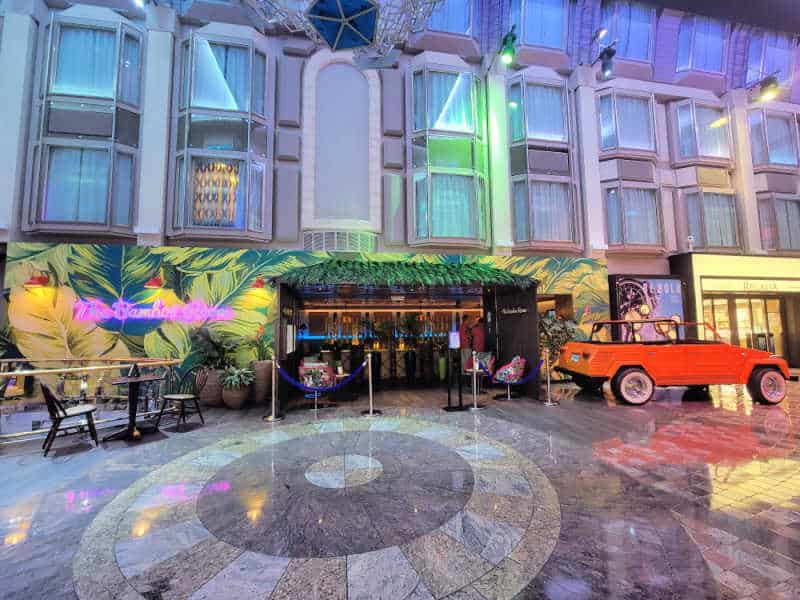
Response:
[2, 243, 609, 369]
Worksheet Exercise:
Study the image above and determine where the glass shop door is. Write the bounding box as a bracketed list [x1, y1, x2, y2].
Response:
[704, 296, 785, 357]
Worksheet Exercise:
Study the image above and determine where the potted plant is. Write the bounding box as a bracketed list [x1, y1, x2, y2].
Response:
[539, 316, 578, 382]
[247, 325, 273, 405]
[220, 366, 255, 409]
[191, 328, 234, 406]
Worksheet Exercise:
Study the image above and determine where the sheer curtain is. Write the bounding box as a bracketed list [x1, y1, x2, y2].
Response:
[703, 193, 738, 247]
[415, 174, 429, 238]
[45, 147, 109, 223]
[685, 193, 703, 243]
[53, 26, 116, 98]
[749, 112, 768, 165]
[692, 17, 724, 72]
[623, 188, 659, 244]
[508, 84, 524, 142]
[513, 181, 530, 242]
[677, 104, 697, 157]
[428, 0, 470, 34]
[605, 188, 623, 244]
[767, 114, 798, 166]
[193, 40, 250, 111]
[758, 199, 777, 249]
[253, 52, 266, 115]
[765, 33, 793, 82]
[112, 154, 132, 227]
[523, 0, 565, 49]
[615, 1, 651, 60]
[777, 199, 800, 250]
[119, 35, 140, 105]
[531, 181, 571, 241]
[696, 106, 730, 158]
[676, 17, 692, 70]
[526, 84, 566, 141]
[599, 95, 617, 149]
[413, 72, 426, 131]
[617, 95, 653, 150]
[746, 33, 765, 84]
[249, 162, 264, 231]
[430, 174, 475, 238]
[428, 72, 474, 133]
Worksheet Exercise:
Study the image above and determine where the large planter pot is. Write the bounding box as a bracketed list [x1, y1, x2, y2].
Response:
[251, 360, 273, 405]
[222, 386, 250, 410]
[199, 369, 224, 407]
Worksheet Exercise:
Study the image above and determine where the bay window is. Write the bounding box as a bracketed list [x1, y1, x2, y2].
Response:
[27, 18, 142, 232]
[508, 81, 567, 143]
[749, 110, 799, 167]
[746, 31, 794, 85]
[605, 186, 661, 246]
[509, 0, 567, 50]
[676, 15, 726, 73]
[685, 191, 739, 249]
[759, 197, 800, 251]
[598, 91, 655, 152]
[600, 0, 654, 62]
[172, 35, 271, 238]
[410, 68, 487, 245]
[512, 180, 575, 243]
[675, 101, 730, 161]
[427, 0, 471, 35]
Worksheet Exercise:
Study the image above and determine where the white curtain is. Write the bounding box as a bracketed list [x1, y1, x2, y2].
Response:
[430, 174, 476, 238]
[623, 188, 659, 244]
[685, 193, 703, 243]
[193, 40, 250, 111]
[692, 17, 724, 72]
[53, 26, 116, 98]
[249, 162, 264, 231]
[112, 153, 132, 227]
[767, 114, 797, 166]
[777, 199, 800, 250]
[765, 33, 793, 82]
[414, 174, 429, 238]
[599, 95, 617, 150]
[45, 147, 109, 223]
[531, 181, 571, 241]
[508, 84, 524, 142]
[749, 112, 768, 165]
[413, 72, 426, 131]
[254, 52, 266, 115]
[696, 106, 730, 158]
[758, 199, 777, 249]
[606, 188, 623, 244]
[676, 17, 692, 70]
[428, 0, 471, 34]
[522, 0, 565, 49]
[614, 1, 651, 61]
[617, 95, 653, 150]
[746, 33, 765, 84]
[428, 72, 474, 133]
[677, 104, 697, 157]
[703, 193, 738, 247]
[526, 84, 566, 142]
[513, 181, 530, 242]
[119, 34, 140, 105]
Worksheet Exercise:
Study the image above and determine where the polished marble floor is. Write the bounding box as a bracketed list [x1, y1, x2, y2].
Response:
[2, 382, 800, 599]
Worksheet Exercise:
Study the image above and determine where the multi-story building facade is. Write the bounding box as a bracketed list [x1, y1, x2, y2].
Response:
[1, 0, 799, 364]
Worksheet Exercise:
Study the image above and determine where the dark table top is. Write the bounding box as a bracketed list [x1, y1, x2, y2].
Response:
[111, 374, 165, 386]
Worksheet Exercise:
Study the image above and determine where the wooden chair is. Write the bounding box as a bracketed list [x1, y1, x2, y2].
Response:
[156, 366, 207, 431]
[40, 384, 98, 456]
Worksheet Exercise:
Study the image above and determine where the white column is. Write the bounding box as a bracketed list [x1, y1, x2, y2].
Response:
[570, 66, 605, 258]
[725, 88, 763, 254]
[135, 6, 176, 246]
[0, 8, 42, 241]
[486, 61, 513, 253]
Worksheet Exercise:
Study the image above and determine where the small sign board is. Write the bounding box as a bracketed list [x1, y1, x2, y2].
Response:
[448, 331, 461, 350]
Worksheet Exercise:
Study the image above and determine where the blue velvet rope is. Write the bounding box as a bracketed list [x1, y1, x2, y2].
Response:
[479, 359, 543, 386]
[277, 362, 367, 394]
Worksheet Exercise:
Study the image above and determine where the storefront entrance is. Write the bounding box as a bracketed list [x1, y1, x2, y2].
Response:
[703, 296, 786, 356]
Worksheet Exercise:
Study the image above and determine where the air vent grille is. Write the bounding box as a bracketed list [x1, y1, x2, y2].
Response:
[303, 231, 377, 252]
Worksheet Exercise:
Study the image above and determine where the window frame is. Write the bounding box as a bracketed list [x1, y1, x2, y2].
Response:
[746, 30, 796, 86]
[507, 76, 570, 147]
[511, 173, 579, 248]
[671, 99, 733, 165]
[408, 65, 488, 247]
[510, 0, 570, 51]
[600, 0, 656, 64]
[676, 14, 728, 74]
[748, 108, 800, 170]
[603, 182, 663, 250]
[426, 0, 473, 37]
[682, 187, 741, 251]
[169, 32, 273, 241]
[596, 89, 657, 156]
[758, 194, 800, 252]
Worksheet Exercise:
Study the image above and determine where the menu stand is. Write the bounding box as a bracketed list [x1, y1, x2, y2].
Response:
[103, 364, 165, 442]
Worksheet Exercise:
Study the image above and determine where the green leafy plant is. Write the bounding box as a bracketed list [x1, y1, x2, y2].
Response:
[219, 366, 255, 390]
[400, 313, 423, 346]
[190, 327, 235, 370]
[247, 324, 272, 361]
[539, 316, 578, 360]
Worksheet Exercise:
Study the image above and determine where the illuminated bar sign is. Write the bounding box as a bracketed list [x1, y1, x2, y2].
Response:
[74, 298, 234, 324]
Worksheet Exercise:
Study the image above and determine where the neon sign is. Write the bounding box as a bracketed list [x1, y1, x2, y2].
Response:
[74, 298, 234, 324]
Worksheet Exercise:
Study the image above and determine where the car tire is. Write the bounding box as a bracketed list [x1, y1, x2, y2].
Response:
[747, 368, 786, 405]
[572, 375, 603, 394]
[611, 368, 654, 406]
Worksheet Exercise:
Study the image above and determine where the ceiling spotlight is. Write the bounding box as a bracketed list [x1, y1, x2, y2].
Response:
[499, 25, 518, 66]
[133, 0, 145, 7]
[592, 27, 609, 43]
[596, 44, 616, 81]
[757, 75, 780, 103]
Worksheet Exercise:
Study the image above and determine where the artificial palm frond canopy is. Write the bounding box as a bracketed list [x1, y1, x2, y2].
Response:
[278, 259, 536, 289]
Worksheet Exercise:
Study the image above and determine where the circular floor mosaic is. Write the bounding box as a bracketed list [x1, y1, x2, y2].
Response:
[73, 416, 561, 600]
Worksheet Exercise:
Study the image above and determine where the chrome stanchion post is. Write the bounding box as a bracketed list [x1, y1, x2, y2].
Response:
[469, 350, 484, 412]
[543, 349, 559, 407]
[362, 352, 382, 417]
[264, 356, 284, 423]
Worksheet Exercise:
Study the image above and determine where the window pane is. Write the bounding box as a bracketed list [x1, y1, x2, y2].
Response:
[427, 136, 473, 169]
[616, 95, 653, 150]
[414, 174, 429, 238]
[119, 34, 140, 105]
[430, 174, 476, 238]
[175, 157, 185, 228]
[758, 198, 777, 250]
[513, 181, 530, 242]
[777, 199, 800, 250]
[676, 17, 692, 71]
[766, 114, 798, 166]
[112, 153, 133, 227]
[696, 106, 730, 158]
[508, 84, 524, 142]
[766, 33, 792, 82]
[524, 0, 565, 49]
[254, 52, 266, 115]
[181, 43, 190, 109]
[413, 72, 425, 131]
[692, 17, 724, 72]
[746, 32, 765, 85]
[249, 162, 264, 231]
[531, 181, 571, 241]
[115, 108, 140, 148]
[616, 1, 651, 61]
[428, 0, 470, 34]
[44, 147, 109, 223]
[622, 188, 659, 244]
[599, 94, 617, 149]
[192, 40, 250, 111]
[188, 115, 248, 151]
[606, 187, 623, 244]
[703, 193, 738, 247]
[53, 26, 116, 98]
[510, 0, 522, 38]
[427, 72, 474, 133]
[677, 103, 697, 157]
[749, 111, 768, 165]
[685, 192, 702, 244]
[189, 157, 246, 228]
[526, 84, 566, 141]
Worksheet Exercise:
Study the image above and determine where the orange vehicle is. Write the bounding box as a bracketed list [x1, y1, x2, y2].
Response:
[556, 319, 789, 406]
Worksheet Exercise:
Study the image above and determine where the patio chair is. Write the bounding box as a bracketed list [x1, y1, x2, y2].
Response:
[493, 356, 527, 401]
[156, 366, 207, 431]
[40, 383, 98, 456]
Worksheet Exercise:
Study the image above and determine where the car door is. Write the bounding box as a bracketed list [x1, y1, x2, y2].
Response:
[683, 339, 745, 386]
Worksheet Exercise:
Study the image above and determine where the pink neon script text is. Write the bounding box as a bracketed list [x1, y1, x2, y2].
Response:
[74, 298, 234, 323]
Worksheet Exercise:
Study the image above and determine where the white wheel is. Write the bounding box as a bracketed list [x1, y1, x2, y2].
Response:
[613, 368, 654, 405]
[748, 368, 786, 405]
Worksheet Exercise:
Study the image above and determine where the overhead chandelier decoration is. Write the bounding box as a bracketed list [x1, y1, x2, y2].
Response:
[247, 0, 445, 59]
